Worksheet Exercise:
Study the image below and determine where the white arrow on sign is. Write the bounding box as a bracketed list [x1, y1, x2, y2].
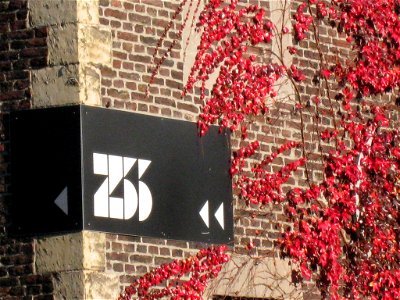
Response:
[199, 200, 224, 229]
[215, 203, 224, 229]
[199, 200, 209, 227]
[55, 186, 68, 215]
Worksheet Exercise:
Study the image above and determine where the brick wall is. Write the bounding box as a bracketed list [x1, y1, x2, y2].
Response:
[0, 0, 47, 109]
[0, 0, 330, 298]
[0, 1, 54, 299]
[97, 0, 317, 298]
[99, 0, 199, 120]
[1, 0, 398, 299]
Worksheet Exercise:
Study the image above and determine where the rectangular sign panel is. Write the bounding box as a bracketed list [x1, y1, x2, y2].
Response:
[10, 105, 233, 244]
[9, 106, 83, 234]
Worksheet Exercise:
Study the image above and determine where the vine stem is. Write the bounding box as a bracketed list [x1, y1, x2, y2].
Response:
[306, 0, 339, 147]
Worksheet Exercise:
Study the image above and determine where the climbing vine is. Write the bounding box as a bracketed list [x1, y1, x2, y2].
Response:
[123, 1, 400, 299]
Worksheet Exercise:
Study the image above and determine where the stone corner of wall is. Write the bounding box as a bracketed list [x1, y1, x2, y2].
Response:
[29, 0, 111, 108]
[35, 232, 84, 274]
[84, 270, 120, 300]
[82, 230, 107, 271]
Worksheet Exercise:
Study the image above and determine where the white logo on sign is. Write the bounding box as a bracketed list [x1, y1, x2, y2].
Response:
[93, 153, 152, 220]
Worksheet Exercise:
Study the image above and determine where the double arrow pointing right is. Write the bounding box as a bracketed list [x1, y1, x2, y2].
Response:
[199, 200, 224, 230]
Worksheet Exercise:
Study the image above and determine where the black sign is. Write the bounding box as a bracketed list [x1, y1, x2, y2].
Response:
[9, 105, 233, 244]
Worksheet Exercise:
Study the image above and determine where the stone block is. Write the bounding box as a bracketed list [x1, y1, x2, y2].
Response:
[82, 231, 106, 271]
[48, 24, 79, 66]
[29, 0, 78, 27]
[78, 24, 112, 66]
[35, 233, 84, 274]
[79, 65, 102, 106]
[32, 65, 80, 107]
[77, 0, 100, 24]
[52, 270, 85, 300]
[204, 255, 302, 299]
[84, 271, 120, 300]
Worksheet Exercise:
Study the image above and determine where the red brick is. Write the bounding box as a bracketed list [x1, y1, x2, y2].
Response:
[101, 67, 117, 77]
[111, 0, 122, 8]
[126, 82, 136, 90]
[112, 263, 123, 272]
[138, 103, 148, 111]
[99, 0, 110, 7]
[20, 47, 47, 58]
[177, 102, 198, 113]
[149, 105, 160, 114]
[104, 8, 127, 20]
[119, 71, 140, 81]
[0, 90, 24, 101]
[124, 264, 135, 273]
[116, 31, 137, 42]
[107, 252, 129, 262]
[141, 0, 163, 8]
[154, 97, 175, 107]
[110, 20, 121, 28]
[129, 255, 152, 264]
[123, 2, 134, 10]
[128, 13, 151, 24]
[10, 20, 27, 31]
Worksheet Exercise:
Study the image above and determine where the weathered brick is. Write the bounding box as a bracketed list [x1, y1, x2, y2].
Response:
[155, 96, 175, 108]
[119, 71, 139, 81]
[104, 8, 127, 20]
[137, 103, 148, 111]
[0, 42, 10, 51]
[116, 31, 137, 42]
[8, 264, 33, 276]
[99, 0, 110, 7]
[107, 252, 129, 262]
[148, 246, 158, 255]
[165, 79, 182, 90]
[20, 47, 47, 58]
[123, 244, 135, 252]
[0, 61, 11, 71]
[111, 242, 123, 252]
[112, 263, 123, 272]
[140, 35, 157, 45]
[110, 20, 121, 28]
[101, 66, 117, 77]
[10, 20, 26, 31]
[129, 255, 152, 264]
[123, 2, 134, 10]
[177, 102, 198, 113]
[129, 13, 151, 24]
[0, 90, 24, 101]
[0, 287, 11, 297]
[154, 257, 171, 266]
[124, 264, 135, 273]
[129, 54, 151, 63]
[141, 0, 163, 8]
[117, 235, 141, 242]
[159, 247, 170, 256]
[166, 240, 187, 248]
[0, 12, 16, 24]
[0, 277, 18, 287]
[30, 57, 47, 69]
[8, 0, 27, 10]
[6, 70, 28, 80]
[9, 286, 24, 296]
